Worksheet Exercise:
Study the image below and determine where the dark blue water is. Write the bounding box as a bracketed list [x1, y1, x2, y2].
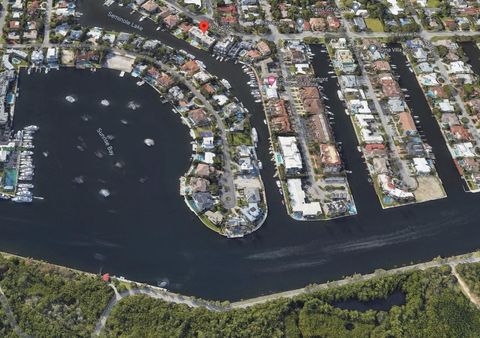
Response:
[332, 291, 406, 312]
[2, 2, 480, 302]
[462, 41, 480, 76]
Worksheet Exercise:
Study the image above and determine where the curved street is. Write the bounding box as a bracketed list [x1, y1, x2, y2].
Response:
[92, 253, 480, 335]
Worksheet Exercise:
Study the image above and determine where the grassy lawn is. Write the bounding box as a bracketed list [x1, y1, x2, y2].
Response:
[365, 18, 385, 32]
[228, 132, 253, 146]
[427, 0, 440, 7]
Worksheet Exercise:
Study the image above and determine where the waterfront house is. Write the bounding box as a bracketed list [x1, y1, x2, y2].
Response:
[428, 86, 448, 99]
[157, 73, 175, 88]
[271, 115, 293, 134]
[204, 211, 223, 225]
[188, 26, 216, 49]
[244, 187, 261, 204]
[413, 158, 432, 175]
[438, 99, 455, 113]
[188, 108, 210, 127]
[377, 174, 415, 201]
[68, 30, 83, 42]
[287, 179, 322, 218]
[373, 157, 389, 175]
[201, 83, 216, 95]
[181, 60, 201, 76]
[75, 50, 100, 69]
[189, 177, 210, 193]
[398, 112, 417, 136]
[47, 48, 59, 67]
[454, 142, 476, 157]
[416, 62, 434, 74]
[201, 131, 215, 149]
[447, 61, 473, 74]
[406, 140, 427, 158]
[388, 98, 406, 113]
[163, 15, 179, 29]
[31, 50, 43, 66]
[193, 71, 212, 85]
[141, 0, 159, 13]
[418, 73, 439, 87]
[55, 23, 70, 37]
[364, 143, 387, 158]
[361, 127, 384, 144]
[373, 61, 391, 72]
[213, 36, 236, 55]
[339, 75, 359, 88]
[240, 204, 262, 223]
[459, 158, 480, 175]
[143, 40, 161, 50]
[195, 163, 215, 178]
[203, 152, 216, 165]
[116, 32, 131, 46]
[307, 114, 332, 144]
[239, 157, 254, 173]
[380, 75, 401, 98]
[278, 136, 303, 173]
[412, 48, 428, 62]
[334, 49, 356, 73]
[349, 99, 371, 114]
[302, 98, 324, 115]
[441, 113, 460, 128]
[320, 144, 342, 174]
[192, 192, 214, 212]
[449, 125, 472, 142]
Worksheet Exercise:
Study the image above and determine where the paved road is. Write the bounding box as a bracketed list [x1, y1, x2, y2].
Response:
[91, 252, 480, 336]
[334, 0, 417, 190]
[277, 50, 322, 195]
[43, 0, 53, 46]
[0, 0, 9, 38]
[451, 264, 480, 309]
[93, 284, 224, 336]
[170, 70, 237, 208]
[352, 45, 417, 189]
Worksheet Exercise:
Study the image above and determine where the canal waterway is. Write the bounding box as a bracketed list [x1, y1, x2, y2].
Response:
[462, 41, 480, 78]
[2, 1, 480, 301]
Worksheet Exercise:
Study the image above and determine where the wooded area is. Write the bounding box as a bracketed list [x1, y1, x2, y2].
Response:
[104, 266, 480, 337]
[0, 253, 479, 337]
[0, 254, 113, 337]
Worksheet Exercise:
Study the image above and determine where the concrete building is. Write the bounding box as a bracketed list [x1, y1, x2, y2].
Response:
[278, 136, 303, 172]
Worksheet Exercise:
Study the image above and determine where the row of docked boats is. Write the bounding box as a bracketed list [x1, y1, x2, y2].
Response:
[13, 125, 39, 203]
[242, 65, 262, 103]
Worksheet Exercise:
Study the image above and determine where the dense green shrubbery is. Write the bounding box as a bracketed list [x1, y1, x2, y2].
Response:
[0, 307, 16, 337]
[0, 255, 113, 337]
[103, 266, 480, 337]
[457, 262, 480, 298]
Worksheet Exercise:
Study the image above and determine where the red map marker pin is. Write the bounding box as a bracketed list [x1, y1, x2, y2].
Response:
[199, 20, 209, 34]
[267, 76, 276, 86]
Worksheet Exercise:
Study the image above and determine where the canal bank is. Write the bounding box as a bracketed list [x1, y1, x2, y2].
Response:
[389, 44, 468, 197]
